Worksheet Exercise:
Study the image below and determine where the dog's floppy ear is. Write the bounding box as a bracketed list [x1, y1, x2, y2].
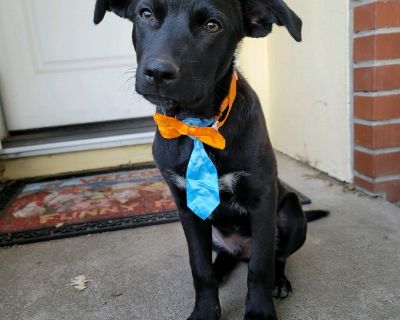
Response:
[241, 0, 302, 41]
[94, 0, 133, 24]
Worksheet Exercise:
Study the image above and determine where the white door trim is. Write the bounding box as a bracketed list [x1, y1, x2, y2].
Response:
[0, 132, 155, 159]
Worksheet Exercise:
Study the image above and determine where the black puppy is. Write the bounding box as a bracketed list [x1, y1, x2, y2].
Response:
[94, 1, 327, 319]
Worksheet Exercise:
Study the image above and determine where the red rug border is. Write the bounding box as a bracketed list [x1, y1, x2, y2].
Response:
[0, 210, 179, 247]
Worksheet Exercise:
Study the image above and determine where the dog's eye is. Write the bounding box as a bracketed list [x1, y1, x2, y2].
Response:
[205, 20, 221, 33]
[139, 8, 153, 20]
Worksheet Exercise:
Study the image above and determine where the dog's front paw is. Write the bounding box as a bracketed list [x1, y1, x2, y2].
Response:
[244, 311, 277, 320]
[244, 293, 277, 320]
[272, 275, 292, 299]
[187, 303, 221, 320]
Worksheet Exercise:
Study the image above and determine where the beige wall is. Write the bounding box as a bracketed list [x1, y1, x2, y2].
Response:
[240, 0, 352, 182]
[0, 144, 153, 180]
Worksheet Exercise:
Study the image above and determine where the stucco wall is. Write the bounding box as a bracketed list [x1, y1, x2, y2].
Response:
[240, 0, 352, 182]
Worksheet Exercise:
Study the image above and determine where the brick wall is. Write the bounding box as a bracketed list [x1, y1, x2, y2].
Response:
[353, 0, 400, 201]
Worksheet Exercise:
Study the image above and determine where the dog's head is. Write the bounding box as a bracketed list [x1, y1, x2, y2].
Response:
[94, 0, 301, 114]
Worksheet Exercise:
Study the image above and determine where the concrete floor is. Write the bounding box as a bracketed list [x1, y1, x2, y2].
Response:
[1, 152, 399, 320]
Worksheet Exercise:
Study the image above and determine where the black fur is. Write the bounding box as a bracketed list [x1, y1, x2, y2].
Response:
[94, 1, 326, 319]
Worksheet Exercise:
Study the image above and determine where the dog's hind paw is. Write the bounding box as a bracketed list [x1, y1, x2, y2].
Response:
[272, 276, 292, 299]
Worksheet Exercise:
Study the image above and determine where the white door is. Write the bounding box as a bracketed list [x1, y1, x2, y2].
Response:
[0, 0, 154, 131]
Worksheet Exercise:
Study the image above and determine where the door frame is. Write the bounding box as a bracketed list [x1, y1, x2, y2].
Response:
[0, 100, 7, 149]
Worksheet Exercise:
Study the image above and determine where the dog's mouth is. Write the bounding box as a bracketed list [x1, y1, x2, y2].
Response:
[142, 93, 204, 111]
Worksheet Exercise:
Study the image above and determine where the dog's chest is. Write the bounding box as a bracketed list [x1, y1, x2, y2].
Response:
[165, 170, 249, 214]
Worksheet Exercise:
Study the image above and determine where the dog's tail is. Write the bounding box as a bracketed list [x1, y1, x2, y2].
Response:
[305, 210, 329, 222]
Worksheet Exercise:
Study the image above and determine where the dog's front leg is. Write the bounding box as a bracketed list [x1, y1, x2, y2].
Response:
[172, 189, 220, 320]
[244, 184, 278, 320]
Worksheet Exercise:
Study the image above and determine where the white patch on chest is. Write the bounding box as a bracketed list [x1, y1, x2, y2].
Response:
[165, 170, 248, 193]
[219, 172, 248, 193]
[165, 170, 187, 190]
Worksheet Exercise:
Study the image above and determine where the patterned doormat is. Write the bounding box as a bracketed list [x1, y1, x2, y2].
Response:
[0, 164, 310, 247]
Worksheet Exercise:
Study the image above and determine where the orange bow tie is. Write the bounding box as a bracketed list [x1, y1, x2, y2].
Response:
[153, 71, 238, 150]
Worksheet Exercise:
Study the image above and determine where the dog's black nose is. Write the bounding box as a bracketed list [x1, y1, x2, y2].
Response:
[143, 58, 180, 85]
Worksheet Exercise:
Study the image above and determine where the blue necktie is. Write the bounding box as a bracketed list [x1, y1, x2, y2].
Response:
[183, 118, 220, 220]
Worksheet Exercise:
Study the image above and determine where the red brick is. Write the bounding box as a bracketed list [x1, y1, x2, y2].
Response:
[374, 123, 400, 148]
[355, 123, 400, 148]
[354, 175, 375, 193]
[354, 151, 374, 176]
[354, 33, 400, 62]
[354, 176, 400, 201]
[355, 124, 374, 148]
[376, 1, 400, 29]
[376, 152, 400, 176]
[379, 180, 400, 201]
[354, 2, 376, 32]
[354, 1, 400, 32]
[354, 150, 400, 177]
[354, 95, 400, 120]
[354, 65, 400, 92]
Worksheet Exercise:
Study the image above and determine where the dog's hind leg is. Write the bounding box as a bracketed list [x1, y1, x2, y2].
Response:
[273, 191, 307, 299]
[213, 251, 239, 284]
[272, 258, 292, 298]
